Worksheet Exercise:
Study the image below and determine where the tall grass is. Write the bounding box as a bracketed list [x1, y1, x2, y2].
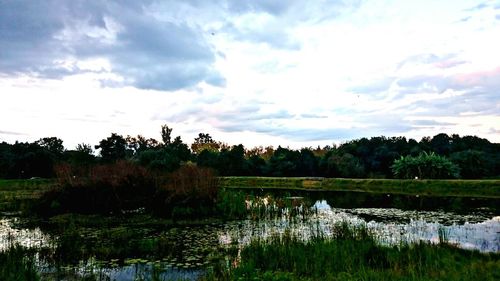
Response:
[152, 164, 219, 219]
[0, 243, 39, 281]
[206, 222, 500, 281]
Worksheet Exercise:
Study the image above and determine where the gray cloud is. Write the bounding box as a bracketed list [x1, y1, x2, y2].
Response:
[0, 0, 223, 91]
[409, 120, 455, 127]
[224, 21, 301, 50]
[394, 67, 500, 117]
[0, 1, 66, 76]
[216, 122, 361, 142]
[350, 53, 468, 96]
[466, 2, 489, 11]
[300, 113, 328, 119]
[396, 75, 453, 94]
[255, 127, 359, 142]
[0, 130, 26, 136]
[0, 0, 360, 87]
[349, 77, 395, 95]
[217, 0, 358, 50]
[226, 1, 292, 16]
[408, 90, 499, 117]
[398, 53, 466, 69]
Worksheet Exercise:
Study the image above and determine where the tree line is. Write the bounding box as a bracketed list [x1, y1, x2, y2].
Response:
[1, 125, 499, 179]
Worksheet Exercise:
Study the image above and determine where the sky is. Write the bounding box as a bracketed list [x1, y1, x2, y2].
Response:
[1, 0, 500, 150]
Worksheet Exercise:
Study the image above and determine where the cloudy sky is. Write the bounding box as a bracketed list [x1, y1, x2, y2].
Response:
[1, 0, 499, 149]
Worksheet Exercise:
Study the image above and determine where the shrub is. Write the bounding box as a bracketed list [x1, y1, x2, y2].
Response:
[391, 152, 460, 179]
[35, 161, 158, 216]
[151, 164, 219, 218]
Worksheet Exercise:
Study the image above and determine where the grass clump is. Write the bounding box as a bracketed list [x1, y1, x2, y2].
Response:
[0, 243, 39, 281]
[207, 222, 500, 281]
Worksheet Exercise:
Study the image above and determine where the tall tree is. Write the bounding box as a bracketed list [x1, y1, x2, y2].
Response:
[161, 124, 173, 145]
[36, 137, 64, 156]
[95, 133, 128, 162]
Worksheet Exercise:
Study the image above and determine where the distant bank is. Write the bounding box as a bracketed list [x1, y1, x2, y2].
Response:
[220, 177, 500, 198]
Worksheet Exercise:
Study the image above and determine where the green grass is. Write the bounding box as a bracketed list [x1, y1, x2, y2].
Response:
[206, 222, 500, 281]
[220, 177, 500, 198]
[0, 179, 55, 212]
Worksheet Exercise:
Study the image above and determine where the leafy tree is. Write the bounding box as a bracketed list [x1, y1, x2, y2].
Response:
[126, 135, 159, 156]
[63, 143, 95, 167]
[168, 136, 191, 162]
[450, 150, 493, 179]
[297, 148, 319, 176]
[218, 144, 248, 176]
[36, 137, 64, 156]
[76, 143, 93, 154]
[191, 133, 220, 154]
[95, 133, 128, 162]
[247, 155, 266, 176]
[138, 149, 181, 172]
[265, 147, 300, 177]
[10, 142, 55, 178]
[197, 149, 219, 170]
[161, 124, 173, 145]
[392, 152, 459, 179]
[429, 133, 453, 155]
[319, 150, 340, 177]
[336, 153, 365, 178]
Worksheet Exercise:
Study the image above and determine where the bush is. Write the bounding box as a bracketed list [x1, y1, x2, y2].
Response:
[392, 152, 460, 179]
[35, 161, 158, 216]
[151, 164, 219, 218]
[34, 162, 221, 219]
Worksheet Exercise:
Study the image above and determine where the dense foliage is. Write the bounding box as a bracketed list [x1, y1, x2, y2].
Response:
[1, 128, 499, 179]
[392, 152, 460, 179]
[34, 161, 219, 218]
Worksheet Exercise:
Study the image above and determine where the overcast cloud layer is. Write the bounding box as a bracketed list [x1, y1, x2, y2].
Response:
[1, 0, 499, 149]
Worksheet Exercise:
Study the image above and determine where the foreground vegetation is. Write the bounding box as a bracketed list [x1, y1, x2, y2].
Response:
[220, 177, 500, 198]
[0, 244, 39, 281]
[206, 223, 500, 281]
[2, 221, 499, 281]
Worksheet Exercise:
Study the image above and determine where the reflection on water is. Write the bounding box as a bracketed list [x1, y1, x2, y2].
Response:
[0, 217, 50, 251]
[217, 200, 500, 252]
[1, 191, 499, 280]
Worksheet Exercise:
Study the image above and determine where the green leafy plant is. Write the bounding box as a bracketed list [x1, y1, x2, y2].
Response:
[392, 152, 460, 179]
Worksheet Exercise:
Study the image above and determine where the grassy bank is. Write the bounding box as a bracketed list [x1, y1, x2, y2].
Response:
[0, 179, 55, 212]
[220, 177, 500, 198]
[206, 223, 500, 281]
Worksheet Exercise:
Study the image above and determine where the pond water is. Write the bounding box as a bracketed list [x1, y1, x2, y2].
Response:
[1, 190, 499, 280]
